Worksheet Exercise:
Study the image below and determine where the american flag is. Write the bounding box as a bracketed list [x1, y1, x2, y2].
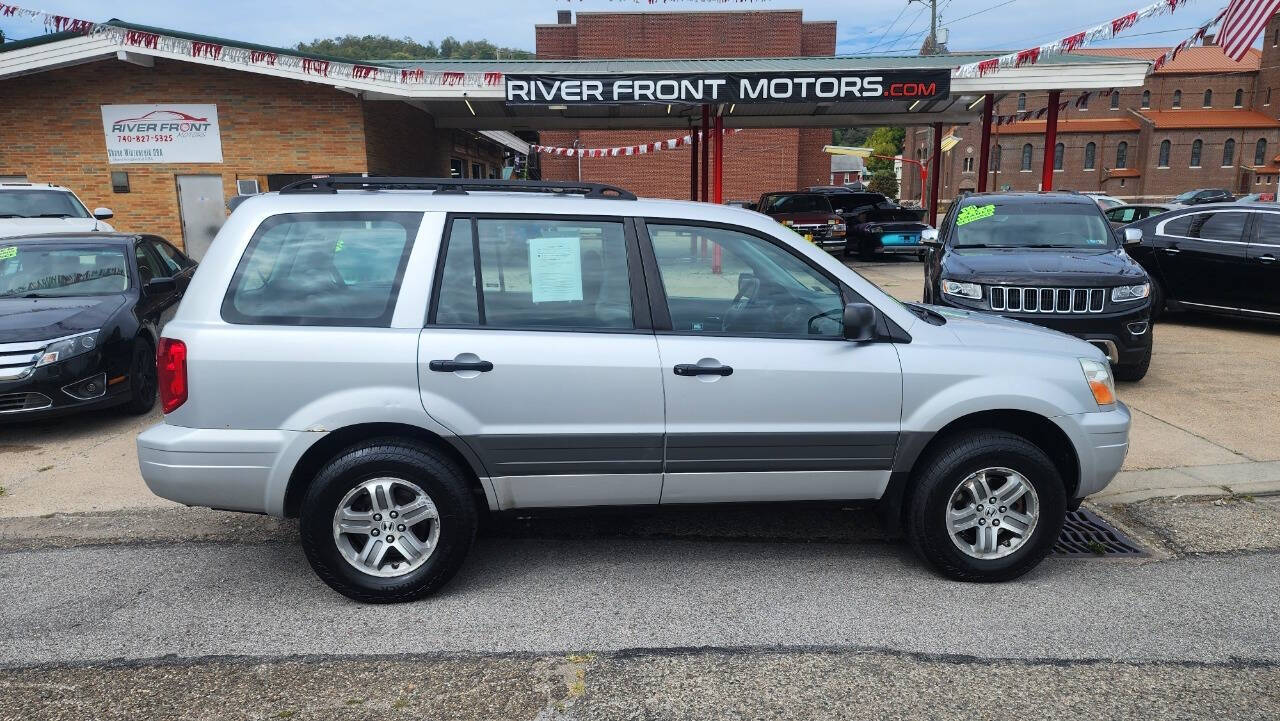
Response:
[1220, 0, 1280, 61]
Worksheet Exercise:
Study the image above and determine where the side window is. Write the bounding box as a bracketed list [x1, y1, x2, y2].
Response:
[223, 212, 420, 326]
[145, 240, 183, 276]
[1187, 212, 1246, 242]
[134, 243, 163, 282]
[1107, 208, 1136, 223]
[431, 217, 633, 330]
[1254, 212, 1280, 243]
[647, 223, 843, 338]
[152, 240, 195, 271]
[1162, 214, 1193, 237]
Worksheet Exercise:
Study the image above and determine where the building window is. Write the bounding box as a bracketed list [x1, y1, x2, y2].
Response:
[1223, 139, 1236, 167]
[1190, 139, 1203, 168]
[1053, 143, 1064, 171]
[1257, 175, 1263, 185]
[1017, 93, 1027, 111]
[1203, 89, 1213, 108]
[1079, 94, 1089, 110]
[1141, 90, 1150, 109]
[1084, 142, 1096, 170]
[1274, 27, 1279, 46]
[1021, 143, 1033, 171]
[471, 162, 483, 180]
[962, 156, 975, 172]
[449, 158, 464, 178]
[1116, 142, 1128, 169]
[110, 171, 130, 193]
[1173, 90, 1182, 109]
[1256, 138, 1268, 166]
[1235, 88, 1245, 107]
[1120, 178, 1127, 188]
[992, 144, 1002, 172]
[1158, 140, 1171, 168]
[1110, 91, 1120, 110]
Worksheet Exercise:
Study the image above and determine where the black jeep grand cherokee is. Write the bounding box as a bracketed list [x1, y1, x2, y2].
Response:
[923, 192, 1153, 381]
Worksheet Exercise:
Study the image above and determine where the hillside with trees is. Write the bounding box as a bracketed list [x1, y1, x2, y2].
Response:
[295, 34, 533, 60]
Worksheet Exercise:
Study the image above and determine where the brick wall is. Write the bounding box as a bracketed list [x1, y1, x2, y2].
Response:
[0, 59, 369, 249]
[535, 10, 836, 201]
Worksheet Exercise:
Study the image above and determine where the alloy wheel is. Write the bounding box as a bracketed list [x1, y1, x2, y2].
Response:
[332, 477, 441, 578]
[945, 467, 1040, 560]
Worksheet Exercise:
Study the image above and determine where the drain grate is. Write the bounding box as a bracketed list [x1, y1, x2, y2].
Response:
[1053, 508, 1148, 556]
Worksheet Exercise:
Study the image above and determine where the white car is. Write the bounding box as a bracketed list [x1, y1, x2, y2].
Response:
[1079, 192, 1125, 209]
[0, 183, 114, 238]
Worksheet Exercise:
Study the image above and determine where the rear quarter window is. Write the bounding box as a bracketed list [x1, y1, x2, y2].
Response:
[222, 212, 421, 326]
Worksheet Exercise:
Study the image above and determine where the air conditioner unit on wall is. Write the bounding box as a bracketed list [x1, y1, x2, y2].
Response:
[237, 179, 261, 195]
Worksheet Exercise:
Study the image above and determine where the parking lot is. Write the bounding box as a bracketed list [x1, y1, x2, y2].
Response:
[3, 256, 1280, 720]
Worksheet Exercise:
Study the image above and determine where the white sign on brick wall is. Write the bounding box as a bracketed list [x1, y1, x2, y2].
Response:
[100, 104, 223, 164]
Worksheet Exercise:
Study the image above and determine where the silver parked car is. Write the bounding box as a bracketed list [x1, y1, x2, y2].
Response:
[138, 177, 1130, 602]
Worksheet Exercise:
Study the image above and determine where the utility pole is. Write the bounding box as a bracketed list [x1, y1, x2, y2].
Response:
[908, 0, 940, 55]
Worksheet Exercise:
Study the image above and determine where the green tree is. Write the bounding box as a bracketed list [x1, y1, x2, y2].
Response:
[831, 127, 870, 148]
[295, 34, 533, 61]
[867, 169, 899, 199]
[865, 126, 906, 174]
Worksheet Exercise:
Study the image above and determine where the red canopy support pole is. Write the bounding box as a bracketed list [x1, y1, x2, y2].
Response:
[699, 106, 710, 203]
[1041, 90, 1061, 191]
[928, 122, 943, 225]
[711, 113, 724, 274]
[689, 121, 699, 202]
[977, 94, 994, 193]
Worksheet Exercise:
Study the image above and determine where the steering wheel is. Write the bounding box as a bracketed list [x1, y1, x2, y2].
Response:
[721, 275, 760, 332]
[806, 306, 843, 336]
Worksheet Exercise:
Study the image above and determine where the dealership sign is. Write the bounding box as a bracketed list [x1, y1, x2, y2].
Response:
[505, 70, 949, 105]
[100, 104, 223, 164]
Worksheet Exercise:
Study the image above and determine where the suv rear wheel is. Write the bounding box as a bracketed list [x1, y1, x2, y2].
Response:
[299, 439, 478, 603]
[906, 430, 1065, 582]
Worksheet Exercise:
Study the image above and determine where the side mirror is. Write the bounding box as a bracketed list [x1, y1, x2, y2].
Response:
[842, 302, 878, 342]
[1123, 228, 1143, 245]
[143, 277, 177, 296]
[921, 228, 941, 247]
[93, 207, 114, 220]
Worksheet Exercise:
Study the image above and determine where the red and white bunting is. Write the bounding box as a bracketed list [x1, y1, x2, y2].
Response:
[994, 91, 1110, 127]
[532, 128, 743, 157]
[0, 2, 504, 88]
[955, 0, 1197, 78]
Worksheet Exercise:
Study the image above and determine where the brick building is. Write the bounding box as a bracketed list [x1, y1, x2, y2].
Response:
[904, 15, 1280, 204]
[0, 25, 509, 255]
[535, 10, 838, 203]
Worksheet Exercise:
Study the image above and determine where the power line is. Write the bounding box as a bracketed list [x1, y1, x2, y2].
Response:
[863, 2, 911, 53]
[944, 0, 1019, 27]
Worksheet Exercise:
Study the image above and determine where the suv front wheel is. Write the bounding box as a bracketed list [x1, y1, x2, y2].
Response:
[906, 430, 1065, 582]
[299, 439, 478, 603]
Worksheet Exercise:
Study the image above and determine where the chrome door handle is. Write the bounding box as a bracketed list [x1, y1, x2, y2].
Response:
[1258, 254, 1276, 264]
[1163, 247, 1181, 254]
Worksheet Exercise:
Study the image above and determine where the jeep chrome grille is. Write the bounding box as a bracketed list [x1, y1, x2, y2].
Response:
[988, 286, 1105, 313]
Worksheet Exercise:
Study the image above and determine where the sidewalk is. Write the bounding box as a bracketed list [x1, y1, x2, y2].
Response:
[1095, 460, 1280, 505]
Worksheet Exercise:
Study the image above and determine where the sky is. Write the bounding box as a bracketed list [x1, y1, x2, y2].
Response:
[0, 0, 1239, 57]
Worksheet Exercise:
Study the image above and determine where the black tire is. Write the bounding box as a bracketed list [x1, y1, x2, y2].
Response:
[122, 338, 157, 415]
[1114, 346, 1151, 382]
[841, 242, 853, 259]
[299, 438, 478, 603]
[905, 430, 1065, 582]
[858, 238, 877, 261]
[1148, 279, 1166, 323]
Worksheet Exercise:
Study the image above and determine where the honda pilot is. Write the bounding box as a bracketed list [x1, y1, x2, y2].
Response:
[138, 178, 1131, 603]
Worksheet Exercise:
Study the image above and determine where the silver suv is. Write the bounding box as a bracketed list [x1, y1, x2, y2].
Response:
[138, 177, 1130, 603]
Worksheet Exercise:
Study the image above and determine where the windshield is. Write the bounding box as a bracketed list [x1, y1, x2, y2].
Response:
[950, 201, 1115, 249]
[827, 193, 888, 214]
[0, 243, 130, 297]
[1172, 190, 1200, 203]
[0, 190, 91, 219]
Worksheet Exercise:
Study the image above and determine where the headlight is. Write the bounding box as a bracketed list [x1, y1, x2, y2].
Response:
[1110, 283, 1150, 302]
[864, 224, 882, 233]
[832, 223, 846, 232]
[34, 330, 99, 368]
[942, 279, 982, 300]
[1079, 357, 1116, 406]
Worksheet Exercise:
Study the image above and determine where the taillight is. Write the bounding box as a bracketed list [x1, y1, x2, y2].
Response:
[157, 338, 188, 414]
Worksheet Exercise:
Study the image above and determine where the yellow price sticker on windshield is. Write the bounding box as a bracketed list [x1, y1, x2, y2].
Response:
[0, 246, 16, 260]
[956, 204, 996, 226]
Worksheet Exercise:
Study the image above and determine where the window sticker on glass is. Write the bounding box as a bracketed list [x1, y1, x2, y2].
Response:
[0, 246, 16, 261]
[1086, 238, 1107, 245]
[528, 236, 583, 303]
[956, 204, 996, 226]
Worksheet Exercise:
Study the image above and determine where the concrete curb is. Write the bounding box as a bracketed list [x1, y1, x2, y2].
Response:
[1092, 460, 1280, 505]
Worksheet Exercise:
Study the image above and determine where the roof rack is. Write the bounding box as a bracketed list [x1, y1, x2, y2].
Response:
[277, 176, 637, 201]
